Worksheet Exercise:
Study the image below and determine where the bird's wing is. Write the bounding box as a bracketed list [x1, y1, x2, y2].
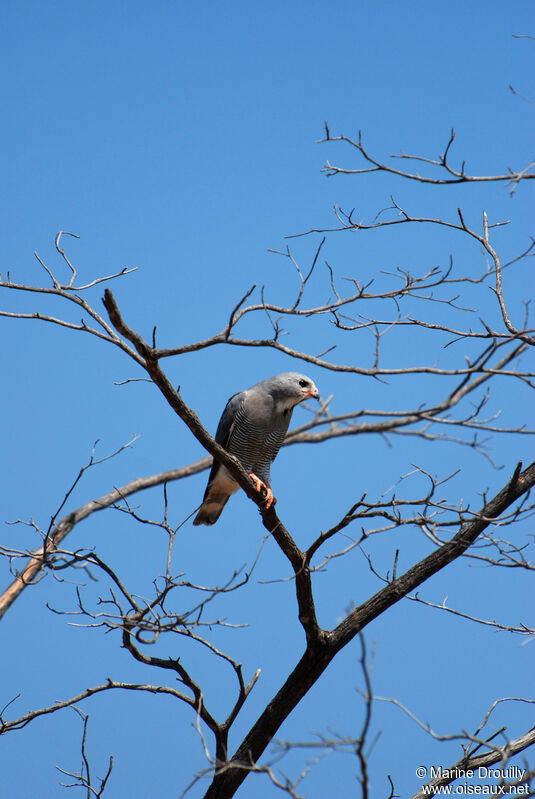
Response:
[214, 391, 242, 447]
[202, 391, 243, 494]
[193, 392, 246, 526]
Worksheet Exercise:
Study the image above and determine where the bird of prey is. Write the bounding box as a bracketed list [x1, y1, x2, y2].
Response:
[193, 372, 319, 526]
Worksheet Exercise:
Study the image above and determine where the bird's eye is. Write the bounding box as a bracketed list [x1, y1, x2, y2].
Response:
[299, 379, 308, 387]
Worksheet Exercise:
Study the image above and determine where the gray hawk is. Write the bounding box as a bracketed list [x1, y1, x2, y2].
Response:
[193, 372, 319, 525]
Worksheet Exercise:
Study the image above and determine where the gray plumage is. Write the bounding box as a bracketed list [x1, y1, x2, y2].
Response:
[193, 372, 319, 526]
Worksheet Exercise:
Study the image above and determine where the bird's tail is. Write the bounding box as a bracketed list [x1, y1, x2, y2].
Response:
[193, 492, 231, 526]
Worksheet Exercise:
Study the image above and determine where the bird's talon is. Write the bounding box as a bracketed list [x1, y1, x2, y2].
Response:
[249, 472, 275, 509]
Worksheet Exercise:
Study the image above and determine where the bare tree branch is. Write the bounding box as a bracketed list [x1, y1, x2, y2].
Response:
[56, 709, 114, 798]
[317, 127, 535, 192]
[203, 461, 535, 798]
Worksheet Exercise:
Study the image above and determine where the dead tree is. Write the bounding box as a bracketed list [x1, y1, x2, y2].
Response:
[1, 129, 534, 798]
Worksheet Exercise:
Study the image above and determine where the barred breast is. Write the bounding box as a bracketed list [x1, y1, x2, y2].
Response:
[227, 402, 289, 484]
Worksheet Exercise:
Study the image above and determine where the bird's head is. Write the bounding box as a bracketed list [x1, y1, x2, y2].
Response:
[265, 372, 319, 408]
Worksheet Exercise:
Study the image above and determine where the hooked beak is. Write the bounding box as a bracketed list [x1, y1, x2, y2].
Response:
[303, 386, 319, 399]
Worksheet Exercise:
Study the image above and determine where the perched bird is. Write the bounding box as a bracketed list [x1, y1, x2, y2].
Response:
[193, 372, 319, 526]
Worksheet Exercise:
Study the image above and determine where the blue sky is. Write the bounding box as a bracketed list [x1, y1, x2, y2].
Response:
[1, 2, 533, 798]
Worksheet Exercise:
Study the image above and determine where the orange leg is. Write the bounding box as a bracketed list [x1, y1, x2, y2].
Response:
[248, 472, 275, 509]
